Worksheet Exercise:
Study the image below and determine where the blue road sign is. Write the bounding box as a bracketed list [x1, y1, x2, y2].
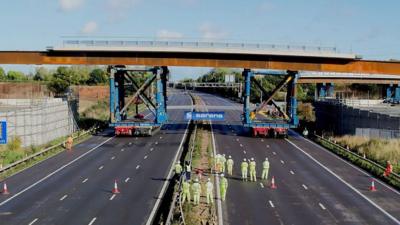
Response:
[0, 121, 7, 144]
[185, 111, 225, 121]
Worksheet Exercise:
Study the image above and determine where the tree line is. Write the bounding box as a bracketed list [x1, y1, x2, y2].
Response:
[0, 66, 109, 94]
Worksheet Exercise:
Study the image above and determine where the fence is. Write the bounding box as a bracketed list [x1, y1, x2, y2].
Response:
[0, 98, 78, 147]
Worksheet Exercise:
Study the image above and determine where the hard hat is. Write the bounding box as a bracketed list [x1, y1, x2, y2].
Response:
[228, 155, 232, 159]
[208, 178, 211, 181]
[223, 154, 226, 157]
[195, 178, 199, 182]
[265, 157, 268, 161]
[251, 157, 254, 161]
[243, 158, 246, 161]
[221, 174, 224, 177]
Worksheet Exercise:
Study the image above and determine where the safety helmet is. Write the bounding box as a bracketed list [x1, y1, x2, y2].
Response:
[228, 155, 232, 159]
[223, 154, 226, 157]
[195, 178, 199, 182]
[243, 158, 246, 161]
[265, 157, 268, 161]
[221, 174, 224, 177]
[208, 178, 211, 181]
[251, 157, 254, 161]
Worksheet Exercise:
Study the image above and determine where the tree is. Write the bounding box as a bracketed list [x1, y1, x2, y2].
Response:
[7, 71, 27, 81]
[47, 77, 69, 95]
[87, 68, 108, 85]
[0, 67, 5, 81]
[33, 67, 52, 81]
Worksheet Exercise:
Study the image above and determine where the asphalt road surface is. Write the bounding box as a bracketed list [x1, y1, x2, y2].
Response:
[0, 89, 192, 225]
[195, 91, 400, 225]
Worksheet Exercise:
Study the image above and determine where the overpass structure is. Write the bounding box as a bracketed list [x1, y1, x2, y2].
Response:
[1, 40, 400, 136]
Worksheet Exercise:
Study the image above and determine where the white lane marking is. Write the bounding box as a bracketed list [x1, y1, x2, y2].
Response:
[268, 200, 275, 208]
[88, 217, 97, 225]
[236, 138, 239, 142]
[290, 170, 295, 175]
[302, 184, 308, 190]
[0, 137, 114, 207]
[121, 148, 125, 152]
[243, 150, 246, 154]
[266, 145, 270, 148]
[109, 194, 116, 201]
[111, 156, 115, 160]
[319, 203, 326, 210]
[98, 165, 104, 170]
[155, 142, 158, 145]
[260, 183, 264, 188]
[59, 195, 68, 201]
[125, 177, 130, 183]
[150, 148, 154, 152]
[285, 138, 400, 224]
[159, 136, 163, 139]
[28, 218, 39, 225]
[129, 142, 132, 145]
[82, 178, 89, 183]
[280, 160, 285, 164]
[297, 132, 400, 197]
[144, 155, 148, 159]
[261, 139, 264, 142]
[272, 152, 276, 155]
[136, 165, 140, 169]
[135, 137, 138, 140]
[240, 144, 243, 147]
[146, 102, 192, 225]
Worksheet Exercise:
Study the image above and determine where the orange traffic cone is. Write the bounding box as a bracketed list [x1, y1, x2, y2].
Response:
[112, 180, 120, 194]
[2, 182, 10, 195]
[271, 176, 277, 189]
[369, 179, 377, 192]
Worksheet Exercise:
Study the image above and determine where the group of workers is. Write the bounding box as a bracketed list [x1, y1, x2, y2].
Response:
[240, 157, 270, 182]
[175, 161, 229, 205]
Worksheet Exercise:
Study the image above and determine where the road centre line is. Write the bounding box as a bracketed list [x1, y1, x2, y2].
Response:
[319, 203, 326, 210]
[88, 217, 97, 225]
[290, 170, 295, 175]
[302, 184, 308, 190]
[269, 200, 275, 208]
[0, 137, 114, 207]
[109, 194, 116, 201]
[144, 155, 148, 159]
[98, 166, 104, 170]
[28, 218, 38, 225]
[125, 177, 130, 183]
[59, 195, 68, 201]
[82, 178, 89, 183]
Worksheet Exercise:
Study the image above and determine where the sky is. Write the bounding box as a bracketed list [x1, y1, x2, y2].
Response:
[0, 0, 399, 80]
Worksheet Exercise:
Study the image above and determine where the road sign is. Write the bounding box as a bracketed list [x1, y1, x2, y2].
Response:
[185, 111, 225, 121]
[0, 121, 7, 144]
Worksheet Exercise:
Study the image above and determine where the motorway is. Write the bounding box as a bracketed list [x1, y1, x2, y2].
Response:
[0, 89, 191, 225]
[195, 92, 400, 225]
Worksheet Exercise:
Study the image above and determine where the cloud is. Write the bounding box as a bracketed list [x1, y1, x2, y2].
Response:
[59, 0, 85, 11]
[199, 23, 227, 40]
[81, 21, 98, 34]
[156, 30, 184, 39]
[106, 0, 141, 20]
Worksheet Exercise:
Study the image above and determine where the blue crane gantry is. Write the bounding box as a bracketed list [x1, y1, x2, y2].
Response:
[109, 66, 168, 136]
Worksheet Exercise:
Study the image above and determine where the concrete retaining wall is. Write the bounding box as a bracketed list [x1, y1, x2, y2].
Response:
[0, 98, 78, 147]
[315, 101, 400, 138]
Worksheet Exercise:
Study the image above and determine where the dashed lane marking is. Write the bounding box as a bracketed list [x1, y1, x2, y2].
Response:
[111, 156, 115, 160]
[240, 144, 243, 147]
[243, 151, 246, 154]
[82, 178, 89, 183]
[129, 142, 132, 145]
[236, 138, 239, 142]
[319, 203, 326, 210]
[110, 194, 116, 201]
[280, 160, 285, 164]
[136, 165, 140, 169]
[260, 183, 264, 188]
[144, 155, 148, 159]
[159, 136, 163, 139]
[272, 152, 276, 155]
[121, 148, 124, 152]
[302, 184, 308, 190]
[155, 142, 158, 145]
[266, 145, 270, 148]
[125, 177, 130, 183]
[268, 200, 275, 208]
[88, 217, 97, 225]
[150, 148, 154, 152]
[98, 166, 104, 170]
[59, 195, 68, 201]
[261, 139, 264, 142]
[290, 170, 295, 175]
[28, 218, 39, 225]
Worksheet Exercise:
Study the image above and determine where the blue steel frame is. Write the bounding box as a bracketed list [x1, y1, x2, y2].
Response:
[242, 69, 299, 128]
[109, 66, 168, 128]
